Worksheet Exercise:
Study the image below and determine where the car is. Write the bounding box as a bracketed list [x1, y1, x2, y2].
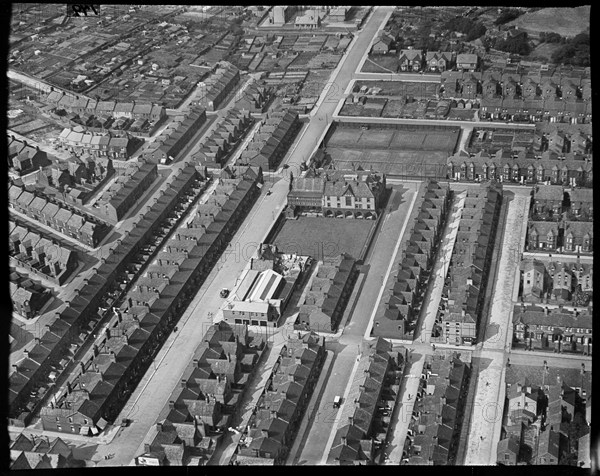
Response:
[121, 418, 130, 427]
[333, 395, 342, 408]
[220, 288, 230, 298]
[266, 190, 272, 196]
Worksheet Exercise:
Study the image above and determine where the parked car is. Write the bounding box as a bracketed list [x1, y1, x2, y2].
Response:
[220, 288, 230, 298]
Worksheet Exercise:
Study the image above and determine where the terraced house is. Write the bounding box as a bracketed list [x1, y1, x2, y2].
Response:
[95, 162, 158, 222]
[526, 221, 592, 254]
[447, 147, 593, 186]
[8, 182, 110, 248]
[144, 107, 207, 164]
[136, 322, 266, 466]
[238, 109, 300, 170]
[295, 253, 357, 333]
[327, 338, 407, 465]
[372, 180, 450, 340]
[10, 220, 78, 285]
[9, 165, 258, 430]
[9, 271, 51, 320]
[406, 352, 470, 465]
[192, 108, 253, 168]
[235, 332, 326, 465]
[512, 305, 592, 355]
[200, 61, 240, 112]
[441, 182, 502, 345]
[38, 167, 262, 435]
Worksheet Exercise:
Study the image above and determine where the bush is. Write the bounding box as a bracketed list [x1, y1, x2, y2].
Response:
[443, 16, 487, 41]
[494, 32, 532, 56]
[494, 8, 524, 26]
[551, 33, 590, 66]
[540, 31, 564, 43]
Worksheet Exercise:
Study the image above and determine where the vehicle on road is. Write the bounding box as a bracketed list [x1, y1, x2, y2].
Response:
[266, 190, 272, 196]
[333, 395, 342, 408]
[220, 288, 230, 298]
[121, 418, 130, 427]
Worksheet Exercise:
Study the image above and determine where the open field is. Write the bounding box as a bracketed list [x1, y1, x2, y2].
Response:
[272, 216, 375, 261]
[354, 80, 440, 98]
[507, 6, 590, 38]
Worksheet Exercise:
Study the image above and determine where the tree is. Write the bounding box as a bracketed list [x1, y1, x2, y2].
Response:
[495, 8, 523, 26]
[551, 33, 590, 66]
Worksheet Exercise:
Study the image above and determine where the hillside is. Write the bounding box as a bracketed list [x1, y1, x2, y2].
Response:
[507, 6, 590, 38]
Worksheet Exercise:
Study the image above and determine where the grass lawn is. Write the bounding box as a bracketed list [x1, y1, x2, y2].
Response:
[362, 54, 400, 73]
[272, 216, 375, 261]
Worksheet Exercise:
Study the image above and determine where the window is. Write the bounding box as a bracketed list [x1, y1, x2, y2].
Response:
[68, 417, 73, 423]
[345, 196, 352, 207]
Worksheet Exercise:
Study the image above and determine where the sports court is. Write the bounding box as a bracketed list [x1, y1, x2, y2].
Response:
[325, 123, 459, 177]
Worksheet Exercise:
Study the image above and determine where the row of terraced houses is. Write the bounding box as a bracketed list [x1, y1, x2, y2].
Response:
[234, 332, 326, 465]
[136, 321, 267, 466]
[440, 182, 502, 345]
[371, 180, 450, 340]
[9, 181, 110, 248]
[38, 167, 263, 435]
[8, 165, 259, 430]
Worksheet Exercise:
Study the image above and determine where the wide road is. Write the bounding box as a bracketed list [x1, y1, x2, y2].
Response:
[280, 6, 396, 175]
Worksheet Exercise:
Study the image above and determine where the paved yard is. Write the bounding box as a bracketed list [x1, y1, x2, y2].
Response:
[272, 216, 375, 261]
